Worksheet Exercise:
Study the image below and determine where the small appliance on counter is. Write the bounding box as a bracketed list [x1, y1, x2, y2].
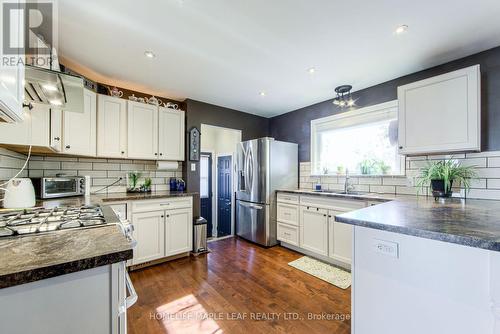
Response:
[30, 176, 86, 199]
[169, 178, 185, 192]
[2, 178, 36, 209]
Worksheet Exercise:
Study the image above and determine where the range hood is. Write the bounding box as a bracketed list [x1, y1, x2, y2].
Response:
[24, 65, 84, 113]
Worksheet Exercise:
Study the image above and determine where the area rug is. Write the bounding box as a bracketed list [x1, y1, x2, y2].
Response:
[288, 256, 351, 289]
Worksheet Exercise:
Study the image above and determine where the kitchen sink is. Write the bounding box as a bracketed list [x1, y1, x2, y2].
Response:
[314, 190, 364, 196]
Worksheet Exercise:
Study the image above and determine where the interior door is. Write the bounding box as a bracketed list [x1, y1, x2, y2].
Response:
[217, 155, 232, 237]
[200, 153, 213, 237]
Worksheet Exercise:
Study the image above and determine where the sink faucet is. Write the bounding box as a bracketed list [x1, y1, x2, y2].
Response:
[344, 169, 355, 194]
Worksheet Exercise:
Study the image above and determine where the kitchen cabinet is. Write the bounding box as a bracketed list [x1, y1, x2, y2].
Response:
[62, 89, 97, 156]
[277, 222, 299, 246]
[158, 107, 185, 161]
[398, 64, 481, 155]
[0, 0, 25, 122]
[299, 205, 329, 256]
[97, 94, 127, 158]
[328, 210, 353, 265]
[131, 210, 166, 264]
[0, 104, 60, 152]
[165, 207, 193, 256]
[127, 101, 158, 159]
[50, 109, 62, 152]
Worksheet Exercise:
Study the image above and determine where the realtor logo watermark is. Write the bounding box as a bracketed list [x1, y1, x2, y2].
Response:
[2, 0, 58, 67]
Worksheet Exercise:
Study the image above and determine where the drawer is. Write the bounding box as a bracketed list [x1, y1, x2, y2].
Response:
[277, 192, 299, 204]
[277, 222, 299, 246]
[277, 203, 299, 226]
[131, 196, 192, 213]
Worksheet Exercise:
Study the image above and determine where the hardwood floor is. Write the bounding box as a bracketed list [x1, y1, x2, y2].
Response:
[127, 237, 351, 334]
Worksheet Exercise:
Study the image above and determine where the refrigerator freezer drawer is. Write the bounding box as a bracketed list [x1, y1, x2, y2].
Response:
[236, 200, 277, 246]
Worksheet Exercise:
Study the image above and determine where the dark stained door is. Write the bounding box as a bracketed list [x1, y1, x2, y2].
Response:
[217, 156, 232, 237]
[200, 153, 213, 237]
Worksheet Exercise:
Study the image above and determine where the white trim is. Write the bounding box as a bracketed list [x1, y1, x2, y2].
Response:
[310, 100, 404, 176]
[200, 150, 216, 237]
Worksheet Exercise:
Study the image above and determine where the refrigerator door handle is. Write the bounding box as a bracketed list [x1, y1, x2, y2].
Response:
[238, 201, 263, 210]
[247, 148, 254, 193]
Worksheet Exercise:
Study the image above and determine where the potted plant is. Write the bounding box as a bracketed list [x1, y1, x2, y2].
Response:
[416, 159, 477, 198]
[358, 159, 374, 175]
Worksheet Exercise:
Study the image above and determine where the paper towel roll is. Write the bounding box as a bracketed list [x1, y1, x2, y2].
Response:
[156, 161, 179, 171]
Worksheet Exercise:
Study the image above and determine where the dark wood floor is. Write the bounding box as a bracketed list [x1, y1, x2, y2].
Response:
[127, 237, 351, 334]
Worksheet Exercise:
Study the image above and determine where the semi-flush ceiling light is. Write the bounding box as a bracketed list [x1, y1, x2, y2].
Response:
[332, 85, 354, 108]
[307, 67, 316, 74]
[395, 24, 408, 35]
[144, 50, 156, 58]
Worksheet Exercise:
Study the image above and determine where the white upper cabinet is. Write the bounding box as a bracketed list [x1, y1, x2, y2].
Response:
[50, 109, 62, 152]
[62, 89, 97, 156]
[158, 107, 185, 161]
[398, 65, 481, 155]
[97, 94, 127, 158]
[127, 101, 158, 159]
[0, 0, 25, 122]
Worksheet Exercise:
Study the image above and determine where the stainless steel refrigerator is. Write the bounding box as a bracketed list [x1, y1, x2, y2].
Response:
[236, 137, 298, 246]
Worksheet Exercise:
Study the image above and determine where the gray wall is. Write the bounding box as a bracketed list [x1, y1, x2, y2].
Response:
[183, 99, 269, 216]
[270, 46, 500, 162]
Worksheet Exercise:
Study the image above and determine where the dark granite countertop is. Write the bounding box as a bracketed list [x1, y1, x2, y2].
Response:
[0, 206, 133, 289]
[336, 197, 500, 252]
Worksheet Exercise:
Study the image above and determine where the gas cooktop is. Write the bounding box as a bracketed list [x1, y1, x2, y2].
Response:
[0, 205, 106, 238]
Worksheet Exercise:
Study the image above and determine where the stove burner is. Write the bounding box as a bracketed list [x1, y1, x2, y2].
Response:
[0, 205, 106, 238]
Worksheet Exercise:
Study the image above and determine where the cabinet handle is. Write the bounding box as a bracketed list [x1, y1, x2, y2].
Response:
[328, 215, 332, 218]
[399, 146, 403, 149]
[316, 208, 319, 211]
[121, 151, 125, 154]
[159, 153, 163, 156]
[65, 145, 70, 149]
[161, 215, 164, 218]
[54, 137, 60, 141]
[307, 206, 310, 210]
[323, 214, 327, 217]
[166, 214, 170, 218]
[154, 153, 158, 156]
[22, 102, 33, 110]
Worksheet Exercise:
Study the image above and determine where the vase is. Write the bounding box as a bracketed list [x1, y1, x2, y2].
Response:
[431, 179, 454, 198]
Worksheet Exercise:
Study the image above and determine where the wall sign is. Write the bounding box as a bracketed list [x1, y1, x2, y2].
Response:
[189, 127, 200, 161]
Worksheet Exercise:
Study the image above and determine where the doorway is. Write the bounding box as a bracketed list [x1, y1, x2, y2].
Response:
[200, 124, 242, 239]
[200, 152, 213, 237]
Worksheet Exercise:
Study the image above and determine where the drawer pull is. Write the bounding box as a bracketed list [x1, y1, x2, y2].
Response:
[160, 203, 170, 206]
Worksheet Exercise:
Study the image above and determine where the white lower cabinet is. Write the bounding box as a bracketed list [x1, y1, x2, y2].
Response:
[165, 207, 193, 256]
[129, 197, 193, 266]
[132, 210, 166, 264]
[299, 206, 329, 256]
[277, 193, 369, 268]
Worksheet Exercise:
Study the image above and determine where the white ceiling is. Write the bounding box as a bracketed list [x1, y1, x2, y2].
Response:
[57, 0, 500, 117]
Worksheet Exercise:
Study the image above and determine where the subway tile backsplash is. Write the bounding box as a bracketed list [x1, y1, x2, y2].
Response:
[299, 150, 500, 200]
[0, 148, 183, 198]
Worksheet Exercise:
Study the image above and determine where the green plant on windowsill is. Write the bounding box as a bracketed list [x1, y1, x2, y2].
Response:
[358, 159, 375, 175]
[416, 159, 477, 198]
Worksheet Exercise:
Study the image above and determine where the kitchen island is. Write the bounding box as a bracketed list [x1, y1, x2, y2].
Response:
[336, 197, 500, 334]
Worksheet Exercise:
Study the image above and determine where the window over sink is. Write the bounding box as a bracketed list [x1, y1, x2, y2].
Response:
[310, 100, 404, 176]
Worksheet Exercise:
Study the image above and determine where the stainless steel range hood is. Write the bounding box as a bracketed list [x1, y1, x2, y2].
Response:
[24, 65, 84, 113]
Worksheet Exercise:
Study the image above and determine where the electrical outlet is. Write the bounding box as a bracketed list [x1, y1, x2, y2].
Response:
[191, 163, 196, 172]
[372, 239, 399, 258]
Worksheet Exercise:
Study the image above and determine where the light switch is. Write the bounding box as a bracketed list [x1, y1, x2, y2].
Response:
[372, 239, 399, 258]
[191, 163, 196, 172]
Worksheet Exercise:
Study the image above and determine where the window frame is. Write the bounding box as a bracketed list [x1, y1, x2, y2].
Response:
[310, 100, 405, 177]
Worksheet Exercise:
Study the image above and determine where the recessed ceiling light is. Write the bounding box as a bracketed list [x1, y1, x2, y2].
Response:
[144, 50, 156, 58]
[395, 24, 408, 35]
[307, 67, 316, 74]
[259, 91, 266, 97]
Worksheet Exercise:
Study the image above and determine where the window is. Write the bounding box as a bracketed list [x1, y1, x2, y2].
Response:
[311, 101, 404, 176]
[200, 155, 210, 198]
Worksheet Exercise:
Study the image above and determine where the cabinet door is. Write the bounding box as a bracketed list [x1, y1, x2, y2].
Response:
[97, 95, 127, 158]
[0, 113, 30, 145]
[0, 0, 25, 122]
[165, 207, 192, 256]
[299, 206, 328, 256]
[328, 210, 353, 265]
[50, 109, 63, 152]
[158, 107, 185, 161]
[62, 89, 97, 156]
[131, 211, 165, 265]
[0, 104, 49, 146]
[127, 101, 158, 159]
[398, 65, 480, 155]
